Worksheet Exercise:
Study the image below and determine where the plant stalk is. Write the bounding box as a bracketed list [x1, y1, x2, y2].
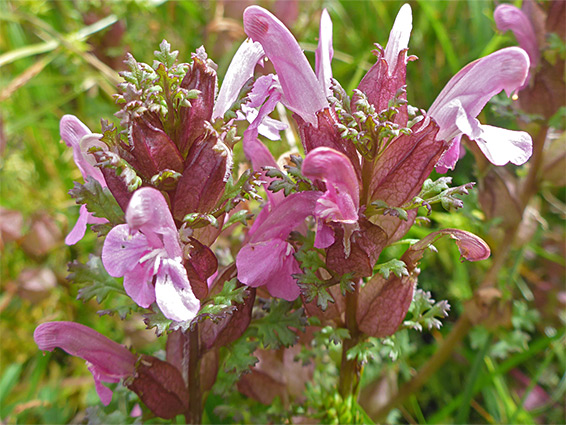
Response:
[184, 323, 202, 424]
[371, 125, 549, 420]
[339, 282, 362, 399]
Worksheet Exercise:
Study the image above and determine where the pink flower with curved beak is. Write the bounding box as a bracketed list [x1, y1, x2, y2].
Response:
[243, 5, 330, 126]
[60, 115, 109, 245]
[34, 321, 136, 406]
[236, 191, 320, 301]
[429, 47, 533, 171]
[102, 187, 199, 322]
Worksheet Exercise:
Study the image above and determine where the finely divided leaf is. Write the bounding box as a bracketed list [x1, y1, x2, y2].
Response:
[69, 177, 125, 225]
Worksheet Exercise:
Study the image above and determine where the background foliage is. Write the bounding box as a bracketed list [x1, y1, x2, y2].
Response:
[1, 0, 564, 423]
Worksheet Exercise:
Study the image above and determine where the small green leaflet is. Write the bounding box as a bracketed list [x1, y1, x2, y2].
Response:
[68, 177, 124, 225]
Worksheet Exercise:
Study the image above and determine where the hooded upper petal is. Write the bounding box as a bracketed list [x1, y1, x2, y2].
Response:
[125, 187, 181, 258]
[428, 47, 532, 167]
[494, 4, 539, 70]
[34, 321, 136, 406]
[243, 5, 328, 125]
[315, 9, 334, 96]
[429, 47, 530, 142]
[60, 115, 106, 185]
[383, 3, 412, 74]
[302, 147, 359, 223]
[212, 39, 266, 120]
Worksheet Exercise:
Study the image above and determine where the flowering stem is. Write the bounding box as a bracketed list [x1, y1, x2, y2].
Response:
[338, 282, 362, 399]
[372, 124, 549, 421]
[185, 323, 202, 424]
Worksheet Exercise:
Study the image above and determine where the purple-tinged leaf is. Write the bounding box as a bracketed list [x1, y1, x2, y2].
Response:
[369, 118, 442, 243]
[126, 355, 189, 419]
[184, 237, 218, 300]
[177, 49, 217, 156]
[200, 287, 256, 351]
[326, 218, 387, 278]
[295, 108, 362, 180]
[172, 133, 230, 222]
[130, 116, 184, 178]
[357, 228, 489, 337]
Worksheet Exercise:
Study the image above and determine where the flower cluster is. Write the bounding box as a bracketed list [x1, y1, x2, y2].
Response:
[34, 3, 534, 417]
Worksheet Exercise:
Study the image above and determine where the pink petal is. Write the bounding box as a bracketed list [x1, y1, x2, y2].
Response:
[34, 321, 136, 405]
[265, 248, 302, 301]
[88, 364, 116, 406]
[435, 135, 462, 173]
[474, 124, 533, 166]
[155, 260, 200, 322]
[237, 239, 301, 300]
[123, 263, 156, 308]
[315, 9, 333, 96]
[302, 147, 359, 223]
[244, 5, 327, 125]
[429, 47, 530, 142]
[60, 116, 106, 184]
[65, 204, 90, 246]
[73, 134, 107, 184]
[384, 3, 412, 74]
[60, 115, 91, 149]
[314, 221, 335, 249]
[212, 38, 266, 120]
[102, 224, 150, 277]
[249, 191, 320, 243]
[494, 4, 539, 70]
[125, 187, 181, 257]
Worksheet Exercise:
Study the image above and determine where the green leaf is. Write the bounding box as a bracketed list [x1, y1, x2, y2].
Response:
[69, 255, 126, 303]
[404, 289, 450, 332]
[153, 39, 178, 69]
[183, 212, 219, 229]
[253, 300, 306, 349]
[213, 333, 259, 396]
[68, 176, 125, 225]
[374, 259, 408, 279]
[346, 338, 380, 363]
[143, 309, 173, 337]
[197, 278, 249, 320]
[222, 209, 253, 230]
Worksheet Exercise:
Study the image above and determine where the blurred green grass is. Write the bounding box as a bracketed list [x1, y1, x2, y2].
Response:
[1, 0, 564, 424]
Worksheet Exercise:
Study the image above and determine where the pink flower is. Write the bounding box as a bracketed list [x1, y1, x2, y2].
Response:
[236, 191, 320, 300]
[34, 321, 136, 406]
[243, 5, 329, 126]
[102, 187, 199, 322]
[60, 115, 108, 245]
[429, 47, 533, 170]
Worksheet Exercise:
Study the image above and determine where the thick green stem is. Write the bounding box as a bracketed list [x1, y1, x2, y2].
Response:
[339, 283, 362, 399]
